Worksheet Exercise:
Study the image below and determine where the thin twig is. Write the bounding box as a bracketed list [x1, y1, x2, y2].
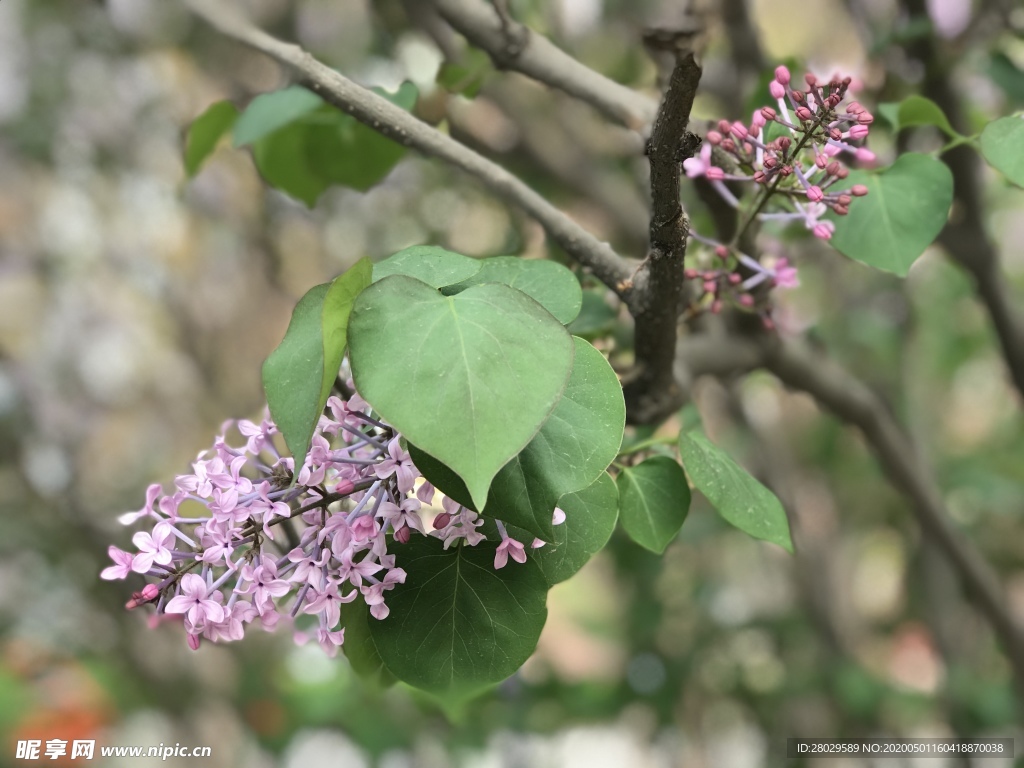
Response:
[181, 0, 635, 297]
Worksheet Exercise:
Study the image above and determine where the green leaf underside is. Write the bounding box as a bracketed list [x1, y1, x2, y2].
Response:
[262, 283, 332, 462]
[184, 100, 239, 177]
[829, 153, 953, 276]
[530, 473, 619, 585]
[238, 83, 417, 206]
[339, 599, 396, 687]
[446, 256, 583, 325]
[678, 431, 793, 553]
[616, 456, 691, 554]
[369, 536, 548, 700]
[980, 116, 1024, 188]
[878, 95, 959, 138]
[233, 86, 323, 147]
[320, 258, 374, 409]
[372, 245, 482, 289]
[409, 336, 624, 541]
[348, 275, 574, 510]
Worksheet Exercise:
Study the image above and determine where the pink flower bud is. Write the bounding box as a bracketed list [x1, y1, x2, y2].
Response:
[780, 165, 793, 177]
[711, 300, 723, 314]
[851, 184, 869, 196]
[751, 109, 767, 128]
[706, 167, 725, 180]
[769, 81, 786, 99]
[849, 124, 869, 139]
[731, 121, 748, 140]
[334, 479, 355, 496]
[804, 72, 818, 87]
[718, 119, 733, 134]
[792, 89, 805, 103]
[833, 205, 849, 216]
[432, 512, 452, 529]
[775, 65, 791, 85]
[763, 156, 778, 169]
[721, 138, 736, 152]
[796, 107, 813, 122]
[846, 101, 864, 114]
[394, 525, 411, 544]
[703, 280, 718, 294]
[838, 194, 852, 206]
[739, 294, 755, 307]
[826, 161, 841, 176]
[778, 137, 792, 151]
[813, 223, 834, 240]
[142, 584, 160, 601]
[684, 268, 699, 279]
[187, 633, 201, 651]
[815, 154, 828, 169]
[707, 130, 723, 145]
[728, 272, 742, 285]
[760, 106, 777, 121]
[857, 112, 874, 125]
[806, 185, 824, 202]
[855, 148, 876, 165]
[715, 245, 730, 259]
[753, 171, 767, 183]
[829, 127, 843, 141]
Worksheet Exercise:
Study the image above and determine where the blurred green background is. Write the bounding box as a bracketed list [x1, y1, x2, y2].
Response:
[1, 0, 1024, 765]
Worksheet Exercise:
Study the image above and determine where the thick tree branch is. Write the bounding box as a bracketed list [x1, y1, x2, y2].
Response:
[623, 55, 702, 424]
[678, 332, 1024, 695]
[428, 0, 658, 129]
[182, 0, 634, 296]
[899, 0, 1024, 400]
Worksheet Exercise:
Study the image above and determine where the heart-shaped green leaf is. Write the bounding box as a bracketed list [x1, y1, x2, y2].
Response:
[320, 258, 373, 408]
[533, 473, 618, 585]
[877, 95, 960, 138]
[369, 535, 548, 701]
[339, 599, 396, 688]
[830, 153, 953, 276]
[446, 256, 583, 324]
[233, 86, 323, 147]
[372, 245, 482, 289]
[981, 116, 1024, 188]
[409, 336, 624, 540]
[184, 100, 238, 177]
[262, 283, 331, 462]
[348, 276, 574, 509]
[616, 456, 691, 554]
[678, 431, 793, 552]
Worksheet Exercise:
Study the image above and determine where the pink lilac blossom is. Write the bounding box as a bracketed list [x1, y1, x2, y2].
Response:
[102, 374, 558, 656]
[683, 66, 872, 328]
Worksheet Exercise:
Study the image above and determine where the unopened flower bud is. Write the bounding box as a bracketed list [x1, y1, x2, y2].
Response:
[760, 106, 777, 121]
[731, 121, 748, 140]
[753, 171, 767, 183]
[796, 106, 814, 122]
[836, 167, 849, 179]
[849, 124, 869, 139]
[432, 512, 452, 530]
[721, 138, 736, 152]
[792, 89, 805, 103]
[718, 119, 733, 134]
[833, 205, 849, 216]
[142, 584, 159, 601]
[706, 167, 725, 180]
[857, 112, 874, 125]
[778, 137, 792, 151]
[775, 65, 791, 85]
[711, 300, 723, 314]
[826, 161, 841, 176]
[769, 81, 786, 99]
[739, 294, 755, 308]
[855, 148, 876, 165]
[728, 272, 742, 285]
[851, 184, 869, 196]
[394, 525, 411, 544]
[813, 223, 834, 240]
[715, 245, 730, 260]
[703, 280, 718, 294]
[806, 185, 824, 202]
[815, 154, 828, 169]
[707, 130, 723, 145]
[187, 633, 201, 651]
[684, 268, 700, 279]
[763, 156, 778, 169]
[829, 127, 843, 141]
[804, 73, 818, 87]
[838, 194, 851, 206]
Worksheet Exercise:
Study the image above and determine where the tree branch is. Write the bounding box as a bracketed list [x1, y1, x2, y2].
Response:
[182, 0, 634, 296]
[623, 55, 703, 424]
[428, 0, 658, 129]
[678, 332, 1024, 695]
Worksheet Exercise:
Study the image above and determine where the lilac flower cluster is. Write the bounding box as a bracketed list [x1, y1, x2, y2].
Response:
[682, 66, 873, 325]
[102, 382, 557, 656]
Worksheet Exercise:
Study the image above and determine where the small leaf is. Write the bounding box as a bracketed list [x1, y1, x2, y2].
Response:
[339, 600, 396, 687]
[616, 456, 690, 554]
[373, 245, 482, 289]
[369, 535, 548, 701]
[436, 49, 492, 98]
[233, 86, 323, 147]
[568, 290, 618, 338]
[678, 431, 793, 553]
[447, 256, 583, 325]
[348, 276, 574, 510]
[877, 95, 960, 138]
[252, 123, 332, 207]
[321, 258, 374, 408]
[411, 336, 624, 541]
[980, 116, 1024, 188]
[532, 473, 618, 585]
[829, 153, 953, 276]
[262, 283, 332, 461]
[184, 100, 239, 177]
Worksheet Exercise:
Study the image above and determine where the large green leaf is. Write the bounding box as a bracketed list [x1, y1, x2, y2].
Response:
[320, 258, 373, 408]
[372, 245, 481, 289]
[370, 536, 548, 700]
[980, 116, 1024, 188]
[830, 153, 953, 276]
[233, 86, 323, 147]
[616, 456, 691, 554]
[532, 473, 618, 585]
[184, 100, 238, 177]
[678, 431, 793, 553]
[262, 283, 331, 461]
[348, 276, 574, 509]
[409, 336, 624, 540]
[447, 256, 583, 324]
[877, 95, 959, 138]
[339, 600, 396, 687]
